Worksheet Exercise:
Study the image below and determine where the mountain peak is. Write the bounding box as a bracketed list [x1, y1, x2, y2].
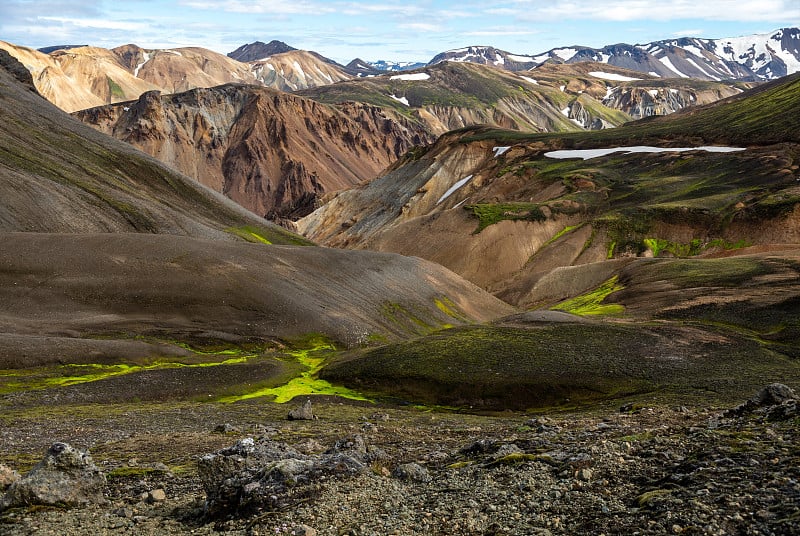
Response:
[227, 40, 296, 62]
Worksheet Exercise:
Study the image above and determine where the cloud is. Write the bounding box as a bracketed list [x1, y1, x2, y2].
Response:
[497, 0, 800, 22]
[672, 29, 704, 37]
[38, 16, 150, 31]
[179, 0, 333, 15]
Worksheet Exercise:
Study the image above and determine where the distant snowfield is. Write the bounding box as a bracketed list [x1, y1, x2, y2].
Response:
[519, 75, 538, 85]
[390, 72, 430, 81]
[589, 71, 641, 82]
[545, 146, 746, 160]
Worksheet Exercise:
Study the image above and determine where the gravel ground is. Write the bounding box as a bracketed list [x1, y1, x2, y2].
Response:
[1, 390, 799, 535]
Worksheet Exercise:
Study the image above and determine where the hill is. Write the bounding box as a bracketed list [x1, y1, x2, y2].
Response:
[75, 84, 432, 220]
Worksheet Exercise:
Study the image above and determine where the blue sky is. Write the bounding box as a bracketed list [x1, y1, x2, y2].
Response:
[1, 0, 799, 63]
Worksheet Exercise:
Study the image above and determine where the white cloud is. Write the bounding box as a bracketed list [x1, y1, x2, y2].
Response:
[464, 26, 540, 37]
[499, 0, 800, 22]
[179, 0, 333, 14]
[38, 16, 149, 31]
[672, 29, 704, 37]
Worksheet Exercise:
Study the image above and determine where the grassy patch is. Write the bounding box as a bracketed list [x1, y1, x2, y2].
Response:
[551, 276, 625, 316]
[465, 203, 547, 233]
[225, 226, 273, 244]
[107, 77, 125, 100]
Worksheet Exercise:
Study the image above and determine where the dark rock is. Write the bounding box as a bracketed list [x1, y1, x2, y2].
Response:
[214, 423, 241, 434]
[725, 383, 798, 417]
[198, 435, 371, 518]
[288, 399, 316, 420]
[0, 442, 106, 510]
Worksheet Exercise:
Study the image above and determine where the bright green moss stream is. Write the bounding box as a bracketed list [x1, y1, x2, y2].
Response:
[217, 340, 371, 404]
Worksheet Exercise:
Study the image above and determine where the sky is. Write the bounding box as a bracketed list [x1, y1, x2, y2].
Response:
[1, 0, 799, 64]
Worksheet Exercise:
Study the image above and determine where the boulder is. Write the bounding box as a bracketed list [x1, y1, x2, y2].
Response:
[288, 399, 315, 421]
[0, 464, 20, 490]
[0, 442, 105, 510]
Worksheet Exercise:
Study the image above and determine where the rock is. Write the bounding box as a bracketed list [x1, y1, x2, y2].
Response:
[576, 468, 594, 481]
[393, 463, 431, 483]
[0, 442, 106, 510]
[214, 423, 241, 434]
[147, 489, 166, 503]
[752, 383, 797, 406]
[198, 435, 371, 517]
[0, 464, 20, 490]
[288, 399, 316, 421]
[726, 383, 798, 417]
[292, 524, 318, 536]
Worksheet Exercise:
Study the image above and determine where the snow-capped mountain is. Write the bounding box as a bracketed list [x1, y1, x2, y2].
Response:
[428, 46, 541, 70]
[430, 28, 800, 81]
[368, 60, 425, 72]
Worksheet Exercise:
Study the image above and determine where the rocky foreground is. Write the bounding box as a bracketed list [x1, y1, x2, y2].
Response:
[1, 386, 799, 535]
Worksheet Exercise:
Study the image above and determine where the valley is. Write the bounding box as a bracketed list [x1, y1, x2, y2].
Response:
[0, 22, 799, 535]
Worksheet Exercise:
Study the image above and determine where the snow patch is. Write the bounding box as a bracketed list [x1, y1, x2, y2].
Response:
[684, 58, 720, 80]
[437, 175, 474, 204]
[519, 76, 538, 85]
[389, 94, 409, 106]
[165, 50, 182, 56]
[390, 72, 430, 81]
[552, 48, 578, 61]
[647, 89, 659, 98]
[133, 51, 151, 77]
[559, 85, 566, 92]
[560, 106, 571, 117]
[589, 71, 641, 82]
[493, 146, 511, 157]
[658, 57, 690, 78]
[545, 146, 746, 160]
[507, 54, 536, 62]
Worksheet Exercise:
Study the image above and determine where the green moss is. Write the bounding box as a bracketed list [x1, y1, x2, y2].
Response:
[542, 224, 581, 249]
[486, 453, 540, 467]
[107, 77, 125, 99]
[216, 336, 371, 404]
[434, 297, 469, 322]
[465, 203, 547, 233]
[225, 226, 272, 244]
[551, 276, 625, 317]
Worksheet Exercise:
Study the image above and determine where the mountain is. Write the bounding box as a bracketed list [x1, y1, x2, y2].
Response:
[428, 45, 540, 70]
[0, 48, 512, 367]
[75, 84, 432, 220]
[0, 41, 160, 112]
[112, 44, 256, 92]
[227, 40, 296, 62]
[249, 50, 351, 91]
[0, 49, 295, 240]
[299, 61, 631, 136]
[368, 60, 426, 72]
[37, 44, 87, 54]
[0, 41, 258, 112]
[430, 28, 800, 81]
[530, 62, 748, 119]
[345, 58, 383, 77]
[298, 73, 800, 301]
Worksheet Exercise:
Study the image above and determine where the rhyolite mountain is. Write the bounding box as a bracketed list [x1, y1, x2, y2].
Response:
[0, 49, 512, 370]
[430, 27, 800, 81]
[298, 73, 800, 304]
[75, 84, 432, 220]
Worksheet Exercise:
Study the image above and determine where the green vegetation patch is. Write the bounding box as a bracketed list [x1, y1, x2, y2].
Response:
[225, 226, 273, 244]
[216, 335, 371, 404]
[465, 203, 547, 233]
[107, 77, 125, 99]
[551, 276, 625, 317]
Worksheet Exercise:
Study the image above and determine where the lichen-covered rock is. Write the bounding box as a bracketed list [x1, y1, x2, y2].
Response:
[0, 442, 106, 510]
